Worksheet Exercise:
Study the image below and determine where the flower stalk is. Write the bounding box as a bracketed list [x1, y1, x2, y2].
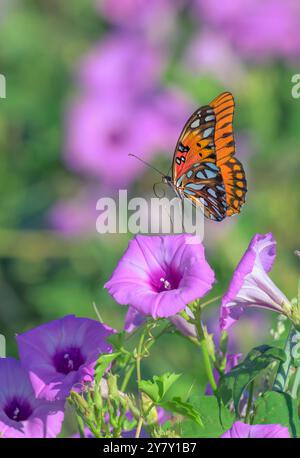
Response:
[194, 308, 217, 395]
[135, 331, 146, 438]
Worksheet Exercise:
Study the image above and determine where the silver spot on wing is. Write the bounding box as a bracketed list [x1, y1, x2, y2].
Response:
[203, 127, 214, 138]
[190, 119, 201, 128]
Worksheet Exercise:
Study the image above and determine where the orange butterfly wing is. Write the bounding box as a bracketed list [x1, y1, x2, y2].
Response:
[171, 104, 227, 221]
[210, 92, 247, 216]
[172, 104, 216, 178]
[171, 92, 247, 220]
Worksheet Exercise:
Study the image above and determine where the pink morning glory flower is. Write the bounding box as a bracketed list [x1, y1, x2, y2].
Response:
[221, 421, 290, 438]
[220, 233, 292, 330]
[0, 358, 64, 438]
[17, 315, 115, 401]
[105, 235, 215, 319]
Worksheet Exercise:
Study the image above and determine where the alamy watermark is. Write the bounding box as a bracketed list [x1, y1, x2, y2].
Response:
[96, 190, 205, 242]
[291, 331, 300, 360]
[0, 74, 6, 99]
[291, 74, 300, 99]
[0, 334, 6, 358]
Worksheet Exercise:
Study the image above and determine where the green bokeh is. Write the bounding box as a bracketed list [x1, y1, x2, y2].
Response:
[0, 0, 299, 437]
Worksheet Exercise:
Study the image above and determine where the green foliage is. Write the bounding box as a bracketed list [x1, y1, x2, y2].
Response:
[219, 345, 286, 413]
[94, 353, 120, 384]
[138, 373, 182, 403]
[160, 397, 203, 427]
[181, 395, 234, 438]
[253, 391, 300, 438]
[138, 373, 203, 426]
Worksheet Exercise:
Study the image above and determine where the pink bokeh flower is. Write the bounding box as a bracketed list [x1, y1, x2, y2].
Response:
[95, 0, 178, 41]
[65, 35, 191, 188]
[194, 0, 300, 62]
[49, 188, 100, 236]
[65, 95, 180, 187]
[184, 29, 245, 87]
[77, 35, 164, 101]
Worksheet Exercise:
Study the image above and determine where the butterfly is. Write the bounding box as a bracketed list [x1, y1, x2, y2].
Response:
[163, 92, 247, 221]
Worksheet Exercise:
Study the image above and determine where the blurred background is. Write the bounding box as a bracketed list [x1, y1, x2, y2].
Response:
[0, 0, 299, 429]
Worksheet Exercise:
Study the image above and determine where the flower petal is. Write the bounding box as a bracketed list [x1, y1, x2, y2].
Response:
[105, 235, 215, 318]
[220, 233, 288, 330]
[221, 421, 290, 438]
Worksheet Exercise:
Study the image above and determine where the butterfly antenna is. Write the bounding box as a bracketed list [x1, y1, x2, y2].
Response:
[128, 154, 165, 177]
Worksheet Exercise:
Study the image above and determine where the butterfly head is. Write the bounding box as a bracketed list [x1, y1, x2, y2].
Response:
[153, 175, 172, 198]
[162, 175, 172, 185]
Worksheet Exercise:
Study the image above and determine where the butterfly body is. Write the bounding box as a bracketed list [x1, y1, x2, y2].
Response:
[163, 92, 247, 222]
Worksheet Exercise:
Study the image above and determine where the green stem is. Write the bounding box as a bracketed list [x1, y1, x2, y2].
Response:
[198, 295, 222, 309]
[135, 332, 145, 439]
[121, 364, 135, 392]
[76, 414, 86, 438]
[194, 310, 217, 395]
[245, 380, 254, 423]
[122, 322, 171, 393]
[135, 417, 144, 439]
[143, 402, 155, 420]
[136, 333, 145, 386]
[87, 421, 101, 438]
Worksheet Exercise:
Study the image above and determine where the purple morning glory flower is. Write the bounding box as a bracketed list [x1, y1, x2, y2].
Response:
[220, 233, 291, 330]
[17, 315, 115, 401]
[0, 358, 64, 438]
[221, 421, 290, 438]
[105, 235, 215, 319]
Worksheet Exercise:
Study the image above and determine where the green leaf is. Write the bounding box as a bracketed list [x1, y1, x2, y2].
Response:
[138, 372, 181, 403]
[160, 397, 203, 427]
[253, 391, 300, 438]
[181, 395, 234, 438]
[219, 345, 286, 414]
[94, 352, 120, 384]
